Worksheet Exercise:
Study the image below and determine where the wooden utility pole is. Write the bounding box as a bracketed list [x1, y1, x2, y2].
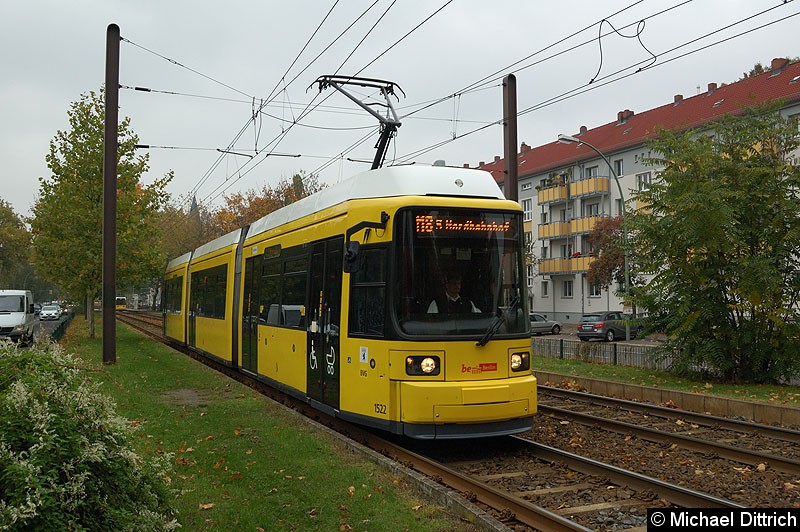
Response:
[103, 23, 119, 364]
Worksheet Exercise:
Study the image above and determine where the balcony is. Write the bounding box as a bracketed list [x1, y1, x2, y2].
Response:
[569, 176, 609, 198]
[570, 215, 606, 235]
[538, 255, 594, 275]
[538, 221, 570, 240]
[537, 185, 567, 204]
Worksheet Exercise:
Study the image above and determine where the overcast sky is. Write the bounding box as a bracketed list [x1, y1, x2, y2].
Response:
[1, 0, 797, 217]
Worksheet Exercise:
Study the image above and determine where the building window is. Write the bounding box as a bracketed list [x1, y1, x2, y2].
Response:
[586, 166, 599, 178]
[541, 211, 548, 224]
[542, 280, 549, 297]
[522, 199, 532, 221]
[521, 182, 532, 191]
[584, 202, 599, 217]
[636, 171, 651, 191]
[589, 283, 602, 297]
[562, 280, 573, 298]
[614, 159, 623, 176]
[615, 198, 624, 216]
[541, 246, 548, 259]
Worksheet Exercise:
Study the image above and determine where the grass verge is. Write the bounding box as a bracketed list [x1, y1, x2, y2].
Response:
[61, 319, 480, 531]
[534, 355, 800, 406]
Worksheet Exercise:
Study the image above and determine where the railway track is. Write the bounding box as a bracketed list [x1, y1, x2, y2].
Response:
[540, 385, 800, 440]
[117, 309, 162, 330]
[410, 435, 741, 531]
[538, 386, 800, 473]
[117, 311, 767, 530]
[535, 386, 800, 507]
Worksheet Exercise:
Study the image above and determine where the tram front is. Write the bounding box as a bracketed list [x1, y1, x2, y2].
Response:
[390, 206, 537, 439]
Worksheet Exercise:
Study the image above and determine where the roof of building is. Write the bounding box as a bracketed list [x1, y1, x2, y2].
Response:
[479, 58, 800, 183]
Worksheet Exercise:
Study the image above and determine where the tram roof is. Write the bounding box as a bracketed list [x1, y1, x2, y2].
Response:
[192, 228, 243, 260]
[248, 165, 505, 239]
[165, 251, 192, 270]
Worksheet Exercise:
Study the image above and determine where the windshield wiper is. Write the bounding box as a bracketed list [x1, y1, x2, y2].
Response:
[476, 296, 519, 347]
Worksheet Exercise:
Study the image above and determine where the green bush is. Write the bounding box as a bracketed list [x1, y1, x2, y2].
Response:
[0, 342, 178, 531]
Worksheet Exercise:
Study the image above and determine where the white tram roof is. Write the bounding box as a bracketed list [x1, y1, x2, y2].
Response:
[192, 228, 243, 260]
[165, 251, 192, 270]
[248, 165, 504, 239]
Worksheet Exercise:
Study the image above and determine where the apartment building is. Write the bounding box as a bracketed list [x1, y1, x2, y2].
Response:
[477, 58, 800, 324]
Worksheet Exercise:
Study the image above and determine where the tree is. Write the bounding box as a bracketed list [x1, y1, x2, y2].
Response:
[0, 200, 31, 288]
[209, 171, 325, 235]
[157, 199, 218, 260]
[586, 216, 625, 288]
[630, 105, 800, 383]
[30, 89, 171, 336]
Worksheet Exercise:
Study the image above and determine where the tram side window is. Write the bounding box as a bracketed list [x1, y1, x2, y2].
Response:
[282, 258, 307, 328]
[191, 264, 228, 319]
[260, 258, 281, 325]
[259, 255, 308, 328]
[349, 247, 386, 337]
[164, 276, 183, 313]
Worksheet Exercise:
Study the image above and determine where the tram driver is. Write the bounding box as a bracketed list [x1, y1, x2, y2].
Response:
[427, 271, 481, 314]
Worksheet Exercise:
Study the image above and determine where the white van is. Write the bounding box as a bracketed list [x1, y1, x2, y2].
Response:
[0, 289, 36, 345]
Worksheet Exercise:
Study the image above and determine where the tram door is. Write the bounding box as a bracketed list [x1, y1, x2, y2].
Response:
[188, 281, 196, 347]
[307, 237, 343, 409]
[241, 254, 262, 373]
[188, 309, 196, 347]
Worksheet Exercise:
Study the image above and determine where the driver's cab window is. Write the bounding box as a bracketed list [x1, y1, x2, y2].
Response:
[393, 208, 528, 337]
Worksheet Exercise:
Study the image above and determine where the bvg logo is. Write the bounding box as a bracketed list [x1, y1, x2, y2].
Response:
[461, 362, 498, 374]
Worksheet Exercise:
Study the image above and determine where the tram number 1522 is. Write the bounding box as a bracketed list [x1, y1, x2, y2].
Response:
[374, 403, 387, 415]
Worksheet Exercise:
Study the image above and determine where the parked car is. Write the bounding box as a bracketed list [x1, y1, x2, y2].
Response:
[577, 311, 642, 342]
[529, 313, 561, 335]
[40, 305, 61, 321]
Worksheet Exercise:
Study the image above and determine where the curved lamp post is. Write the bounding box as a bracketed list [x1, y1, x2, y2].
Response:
[557, 134, 631, 341]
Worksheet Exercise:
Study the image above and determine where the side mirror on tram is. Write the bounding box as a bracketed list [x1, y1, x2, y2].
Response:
[343, 241, 360, 273]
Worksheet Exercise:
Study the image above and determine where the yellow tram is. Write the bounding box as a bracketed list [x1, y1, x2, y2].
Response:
[163, 165, 536, 438]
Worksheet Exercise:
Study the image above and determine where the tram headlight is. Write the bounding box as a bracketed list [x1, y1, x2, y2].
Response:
[405, 355, 440, 376]
[510, 351, 530, 372]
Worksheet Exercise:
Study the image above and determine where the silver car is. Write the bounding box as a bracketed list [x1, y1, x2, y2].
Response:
[529, 313, 561, 335]
[40, 305, 61, 321]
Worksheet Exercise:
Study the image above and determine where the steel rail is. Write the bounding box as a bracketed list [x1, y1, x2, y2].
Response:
[540, 385, 800, 443]
[515, 437, 744, 509]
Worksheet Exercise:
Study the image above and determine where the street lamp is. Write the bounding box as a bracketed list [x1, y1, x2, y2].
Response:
[557, 134, 631, 340]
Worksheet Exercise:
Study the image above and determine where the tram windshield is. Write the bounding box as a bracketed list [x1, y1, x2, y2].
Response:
[393, 208, 528, 338]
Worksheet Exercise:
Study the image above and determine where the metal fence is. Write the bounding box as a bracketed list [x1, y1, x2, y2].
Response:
[532, 337, 674, 370]
[51, 312, 75, 342]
